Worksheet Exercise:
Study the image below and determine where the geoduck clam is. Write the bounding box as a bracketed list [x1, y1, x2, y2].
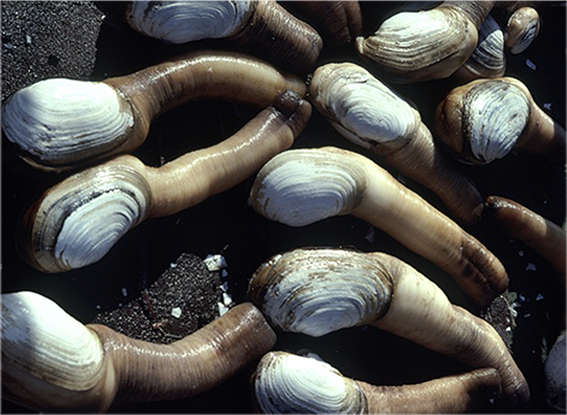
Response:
[252, 351, 502, 413]
[2, 50, 306, 172]
[124, 1, 323, 74]
[355, 1, 495, 83]
[486, 196, 567, 412]
[309, 62, 483, 224]
[435, 77, 566, 165]
[248, 247, 530, 404]
[248, 147, 508, 309]
[454, 13, 506, 81]
[2, 291, 276, 413]
[19, 90, 312, 273]
[503, 6, 541, 54]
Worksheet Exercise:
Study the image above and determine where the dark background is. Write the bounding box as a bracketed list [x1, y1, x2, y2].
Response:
[2, 1, 565, 413]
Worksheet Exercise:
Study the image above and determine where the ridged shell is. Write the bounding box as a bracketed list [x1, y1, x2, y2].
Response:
[356, 7, 477, 81]
[309, 62, 418, 150]
[2, 79, 134, 169]
[126, 1, 254, 44]
[248, 248, 393, 337]
[26, 163, 151, 272]
[505, 7, 540, 55]
[544, 332, 566, 412]
[2, 291, 104, 391]
[462, 80, 530, 164]
[253, 351, 368, 414]
[463, 14, 505, 78]
[248, 148, 366, 227]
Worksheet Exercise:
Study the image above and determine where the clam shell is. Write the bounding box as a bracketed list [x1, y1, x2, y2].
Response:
[248, 148, 366, 227]
[248, 248, 393, 337]
[309, 62, 418, 150]
[463, 14, 505, 79]
[505, 7, 540, 55]
[544, 332, 566, 412]
[24, 162, 151, 272]
[356, 7, 477, 81]
[253, 351, 367, 413]
[461, 80, 531, 164]
[2, 291, 104, 391]
[126, 1, 254, 44]
[2, 79, 134, 170]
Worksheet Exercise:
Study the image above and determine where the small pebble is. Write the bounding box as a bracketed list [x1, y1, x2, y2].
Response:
[121, 287, 128, 297]
[525, 263, 537, 271]
[204, 254, 227, 271]
[171, 307, 182, 318]
[525, 58, 537, 70]
[218, 302, 229, 316]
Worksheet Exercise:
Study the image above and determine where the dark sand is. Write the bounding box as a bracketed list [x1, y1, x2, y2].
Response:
[0, 0, 567, 414]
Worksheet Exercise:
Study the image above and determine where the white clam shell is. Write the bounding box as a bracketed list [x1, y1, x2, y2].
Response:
[126, 1, 253, 44]
[465, 14, 505, 78]
[2, 79, 134, 168]
[310, 63, 418, 150]
[253, 351, 367, 414]
[249, 248, 393, 337]
[357, 7, 476, 80]
[2, 291, 104, 391]
[544, 332, 566, 412]
[248, 148, 366, 227]
[29, 164, 151, 272]
[463, 80, 530, 163]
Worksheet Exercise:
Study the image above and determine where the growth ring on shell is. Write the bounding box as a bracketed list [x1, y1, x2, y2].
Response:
[249, 248, 393, 337]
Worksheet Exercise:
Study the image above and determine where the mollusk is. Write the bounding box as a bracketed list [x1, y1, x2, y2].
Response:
[19, 162, 151, 273]
[2, 291, 105, 394]
[252, 351, 368, 413]
[249, 248, 393, 337]
[249, 147, 508, 308]
[455, 14, 505, 81]
[248, 148, 366, 227]
[248, 247, 530, 404]
[309, 62, 484, 224]
[125, 1, 323, 74]
[435, 77, 566, 165]
[2, 79, 134, 171]
[3, 50, 306, 172]
[20, 90, 311, 273]
[2, 291, 277, 412]
[126, 1, 254, 44]
[453, 79, 529, 164]
[505, 6, 540, 54]
[544, 331, 566, 412]
[252, 351, 502, 414]
[354, 2, 491, 83]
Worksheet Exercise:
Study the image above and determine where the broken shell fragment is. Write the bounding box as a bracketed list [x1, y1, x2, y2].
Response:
[2, 291, 276, 413]
[249, 147, 508, 308]
[249, 247, 529, 404]
[125, 1, 323, 74]
[19, 91, 311, 273]
[309, 62, 484, 224]
[435, 77, 566, 165]
[505, 6, 540, 54]
[2, 50, 307, 172]
[252, 351, 502, 414]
